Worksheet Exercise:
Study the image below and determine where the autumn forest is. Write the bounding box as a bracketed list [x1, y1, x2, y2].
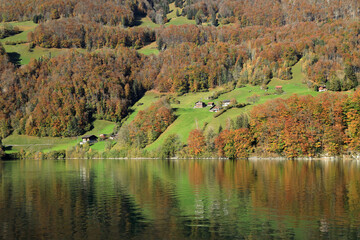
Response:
[0, 0, 359, 159]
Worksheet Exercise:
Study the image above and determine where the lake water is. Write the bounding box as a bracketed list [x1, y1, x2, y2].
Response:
[0, 159, 360, 239]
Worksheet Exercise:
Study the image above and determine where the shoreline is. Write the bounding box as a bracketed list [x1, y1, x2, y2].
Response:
[3, 154, 360, 161]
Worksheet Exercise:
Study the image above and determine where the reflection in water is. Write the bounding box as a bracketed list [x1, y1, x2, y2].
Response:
[0, 159, 360, 239]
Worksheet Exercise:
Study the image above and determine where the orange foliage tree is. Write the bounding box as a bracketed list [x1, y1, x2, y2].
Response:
[215, 128, 253, 159]
[250, 93, 348, 157]
[343, 91, 360, 152]
[127, 99, 175, 148]
[187, 129, 206, 156]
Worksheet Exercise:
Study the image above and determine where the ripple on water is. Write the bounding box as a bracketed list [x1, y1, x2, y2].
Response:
[1, 159, 360, 239]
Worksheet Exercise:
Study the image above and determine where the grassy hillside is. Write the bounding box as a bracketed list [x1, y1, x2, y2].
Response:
[0, 22, 323, 155]
[3, 120, 116, 153]
[0, 21, 37, 42]
[2, 6, 198, 62]
[3, 44, 66, 65]
[165, 3, 196, 26]
[0, 21, 69, 65]
[137, 3, 196, 28]
[113, 60, 319, 152]
[137, 42, 160, 55]
[2, 58, 321, 155]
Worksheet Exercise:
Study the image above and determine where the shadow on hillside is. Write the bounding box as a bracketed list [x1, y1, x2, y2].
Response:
[133, 18, 143, 27]
[133, 13, 148, 27]
[4, 146, 12, 151]
[7, 52, 21, 66]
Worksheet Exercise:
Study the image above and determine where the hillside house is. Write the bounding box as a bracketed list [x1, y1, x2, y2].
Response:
[99, 134, 107, 140]
[319, 86, 327, 92]
[194, 101, 206, 108]
[207, 102, 215, 107]
[275, 86, 282, 90]
[80, 135, 98, 145]
[222, 100, 231, 107]
[210, 106, 222, 113]
[109, 134, 118, 140]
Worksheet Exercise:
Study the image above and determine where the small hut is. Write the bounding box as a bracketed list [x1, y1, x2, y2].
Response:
[194, 101, 206, 108]
[210, 106, 222, 113]
[222, 100, 231, 107]
[80, 135, 98, 145]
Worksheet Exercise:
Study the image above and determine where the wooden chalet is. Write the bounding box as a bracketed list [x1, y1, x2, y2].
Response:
[210, 106, 222, 113]
[207, 102, 215, 107]
[109, 134, 118, 140]
[275, 86, 282, 90]
[81, 135, 98, 145]
[194, 101, 206, 108]
[318, 86, 327, 92]
[99, 134, 107, 140]
[222, 100, 231, 107]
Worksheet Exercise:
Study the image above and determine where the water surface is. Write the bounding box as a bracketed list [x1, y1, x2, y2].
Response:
[1, 159, 360, 239]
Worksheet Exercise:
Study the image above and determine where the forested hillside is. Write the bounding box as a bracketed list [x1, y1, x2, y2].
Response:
[0, 48, 145, 138]
[0, 0, 359, 158]
[1, 0, 357, 26]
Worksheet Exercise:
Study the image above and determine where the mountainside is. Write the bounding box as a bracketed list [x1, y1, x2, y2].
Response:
[0, 0, 359, 158]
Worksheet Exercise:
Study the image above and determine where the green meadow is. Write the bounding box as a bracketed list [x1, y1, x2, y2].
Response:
[0, 21, 69, 65]
[120, 60, 320, 152]
[3, 44, 66, 65]
[0, 21, 37, 42]
[137, 42, 160, 55]
[4, 120, 116, 153]
[137, 3, 196, 29]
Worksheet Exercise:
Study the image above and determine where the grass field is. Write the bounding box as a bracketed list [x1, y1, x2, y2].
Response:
[137, 42, 160, 55]
[4, 120, 116, 153]
[165, 3, 196, 26]
[137, 3, 196, 28]
[112, 60, 320, 152]
[0, 21, 37, 42]
[136, 16, 160, 28]
[0, 21, 70, 65]
[1, 8, 196, 64]
[3, 44, 66, 65]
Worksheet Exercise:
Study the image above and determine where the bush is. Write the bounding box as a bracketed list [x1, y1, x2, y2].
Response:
[234, 103, 249, 108]
[159, 134, 182, 158]
[5, 40, 27, 45]
[213, 109, 227, 118]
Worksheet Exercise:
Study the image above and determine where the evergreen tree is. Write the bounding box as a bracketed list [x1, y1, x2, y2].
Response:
[0, 138, 4, 159]
[205, 128, 216, 152]
[160, 134, 182, 158]
[195, 10, 203, 25]
[344, 64, 358, 89]
[211, 13, 218, 26]
[187, 8, 196, 20]
[66, 117, 83, 137]
[234, 113, 250, 129]
[174, 0, 181, 7]
[157, 37, 164, 50]
[328, 74, 341, 91]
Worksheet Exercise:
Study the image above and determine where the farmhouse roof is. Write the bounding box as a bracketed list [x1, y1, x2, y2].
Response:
[82, 135, 97, 139]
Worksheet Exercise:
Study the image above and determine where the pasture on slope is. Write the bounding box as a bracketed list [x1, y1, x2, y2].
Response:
[0, 21, 68, 65]
[137, 3, 196, 29]
[3, 120, 116, 153]
[137, 42, 160, 55]
[117, 60, 319, 152]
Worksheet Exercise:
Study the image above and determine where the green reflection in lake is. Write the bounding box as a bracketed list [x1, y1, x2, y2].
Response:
[0, 159, 360, 239]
